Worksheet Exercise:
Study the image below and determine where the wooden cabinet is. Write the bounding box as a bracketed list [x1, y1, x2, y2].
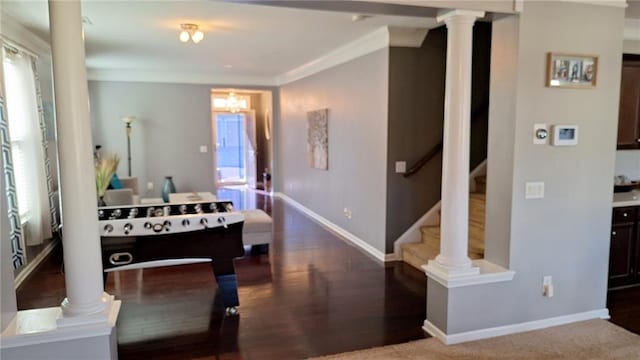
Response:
[609, 206, 640, 289]
[618, 55, 640, 149]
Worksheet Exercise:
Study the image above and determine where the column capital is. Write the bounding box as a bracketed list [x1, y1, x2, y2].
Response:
[436, 9, 485, 24]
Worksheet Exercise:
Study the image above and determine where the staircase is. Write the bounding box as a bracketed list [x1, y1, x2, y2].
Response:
[401, 175, 486, 270]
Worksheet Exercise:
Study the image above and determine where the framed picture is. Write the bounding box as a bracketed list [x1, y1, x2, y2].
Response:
[546, 53, 598, 89]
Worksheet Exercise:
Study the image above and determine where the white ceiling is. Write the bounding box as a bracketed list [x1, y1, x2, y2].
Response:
[3, 1, 638, 85]
[1, 0, 437, 82]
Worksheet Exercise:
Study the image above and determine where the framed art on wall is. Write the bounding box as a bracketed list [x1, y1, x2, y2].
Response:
[546, 53, 598, 89]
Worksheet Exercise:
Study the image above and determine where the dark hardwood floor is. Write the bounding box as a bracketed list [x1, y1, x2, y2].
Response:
[17, 189, 427, 359]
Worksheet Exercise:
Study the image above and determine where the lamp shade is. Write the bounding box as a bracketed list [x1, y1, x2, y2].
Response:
[121, 116, 136, 125]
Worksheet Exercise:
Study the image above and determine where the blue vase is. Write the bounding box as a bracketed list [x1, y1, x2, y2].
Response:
[161, 176, 176, 202]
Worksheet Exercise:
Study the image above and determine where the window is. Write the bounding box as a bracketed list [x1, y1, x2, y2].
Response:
[2, 45, 52, 246]
[3, 49, 35, 219]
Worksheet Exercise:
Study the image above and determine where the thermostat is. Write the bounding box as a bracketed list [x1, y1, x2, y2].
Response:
[551, 125, 578, 146]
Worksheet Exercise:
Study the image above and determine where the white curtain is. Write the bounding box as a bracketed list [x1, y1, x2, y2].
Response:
[3, 47, 52, 245]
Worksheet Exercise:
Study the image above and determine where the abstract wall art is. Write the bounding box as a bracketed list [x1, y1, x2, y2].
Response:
[307, 108, 328, 170]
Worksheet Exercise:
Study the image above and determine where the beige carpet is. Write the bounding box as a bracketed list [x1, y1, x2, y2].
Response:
[312, 320, 640, 359]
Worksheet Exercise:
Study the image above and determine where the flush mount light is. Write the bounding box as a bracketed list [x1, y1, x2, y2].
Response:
[179, 23, 204, 44]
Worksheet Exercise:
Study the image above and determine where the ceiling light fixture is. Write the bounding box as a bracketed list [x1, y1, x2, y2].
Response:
[179, 23, 204, 44]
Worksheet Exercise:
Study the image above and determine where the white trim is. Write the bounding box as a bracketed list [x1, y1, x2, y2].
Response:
[436, 9, 485, 23]
[554, 0, 627, 8]
[87, 68, 278, 86]
[0, 12, 51, 57]
[423, 308, 610, 345]
[424, 259, 515, 288]
[276, 27, 390, 85]
[274, 192, 391, 262]
[624, 19, 640, 41]
[0, 300, 121, 349]
[14, 239, 59, 289]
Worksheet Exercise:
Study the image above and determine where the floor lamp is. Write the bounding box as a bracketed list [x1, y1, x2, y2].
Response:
[122, 116, 135, 177]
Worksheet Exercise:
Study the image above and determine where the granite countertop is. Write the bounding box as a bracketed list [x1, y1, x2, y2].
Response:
[613, 189, 640, 208]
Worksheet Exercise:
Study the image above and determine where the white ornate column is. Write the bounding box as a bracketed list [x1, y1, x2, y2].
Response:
[426, 9, 484, 279]
[49, 0, 117, 323]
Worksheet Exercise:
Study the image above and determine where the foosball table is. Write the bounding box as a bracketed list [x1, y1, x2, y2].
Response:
[97, 200, 245, 315]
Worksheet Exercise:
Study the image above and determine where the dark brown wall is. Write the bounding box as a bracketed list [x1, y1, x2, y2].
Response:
[385, 23, 492, 252]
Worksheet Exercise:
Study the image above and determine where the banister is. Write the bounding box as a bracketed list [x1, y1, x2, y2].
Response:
[403, 142, 443, 178]
[403, 101, 488, 178]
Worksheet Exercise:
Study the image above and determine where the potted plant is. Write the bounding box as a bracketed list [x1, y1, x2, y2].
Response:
[95, 153, 120, 206]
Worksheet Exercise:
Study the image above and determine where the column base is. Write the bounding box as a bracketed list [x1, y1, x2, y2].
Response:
[58, 292, 114, 327]
[424, 259, 480, 281]
[423, 259, 516, 288]
[1, 299, 121, 360]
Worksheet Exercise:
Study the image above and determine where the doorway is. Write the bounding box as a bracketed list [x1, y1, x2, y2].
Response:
[210, 89, 273, 191]
[212, 110, 257, 187]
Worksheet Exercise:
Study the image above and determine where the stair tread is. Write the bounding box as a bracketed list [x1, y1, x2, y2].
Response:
[403, 187, 487, 271]
[475, 175, 487, 183]
[402, 242, 439, 262]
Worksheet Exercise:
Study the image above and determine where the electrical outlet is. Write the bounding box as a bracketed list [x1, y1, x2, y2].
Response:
[147, 182, 154, 191]
[395, 161, 406, 173]
[543, 276, 553, 298]
[200, 145, 208, 153]
[343, 207, 352, 219]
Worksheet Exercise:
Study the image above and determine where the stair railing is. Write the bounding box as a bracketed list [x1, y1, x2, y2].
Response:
[403, 101, 488, 178]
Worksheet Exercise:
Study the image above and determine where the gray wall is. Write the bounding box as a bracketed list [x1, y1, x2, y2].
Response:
[386, 29, 446, 252]
[277, 49, 389, 253]
[623, 39, 640, 54]
[88, 81, 277, 198]
[435, 1, 625, 334]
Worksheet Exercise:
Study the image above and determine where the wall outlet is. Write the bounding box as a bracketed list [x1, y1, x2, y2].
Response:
[395, 161, 407, 173]
[147, 182, 154, 191]
[343, 207, 352, 219]
[200, 145, 208, 153]
[543, 276, 554, 298]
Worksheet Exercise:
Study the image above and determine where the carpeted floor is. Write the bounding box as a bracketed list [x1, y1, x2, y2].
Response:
[312, 320, 640, 359]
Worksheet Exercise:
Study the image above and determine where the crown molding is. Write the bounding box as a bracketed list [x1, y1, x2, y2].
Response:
[553, 0, 628, 8]
[276, 27, 390, 86]
[625, 18, 640, 41]
[87, 68, 278, 86]
[388, 27, 429, 47]
[0, 11, 51, 58]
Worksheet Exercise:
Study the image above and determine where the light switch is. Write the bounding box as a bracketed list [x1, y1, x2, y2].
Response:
[525, 181, 545, 199]
[395, 161, 407, 173]
[200, 145, 208, 153]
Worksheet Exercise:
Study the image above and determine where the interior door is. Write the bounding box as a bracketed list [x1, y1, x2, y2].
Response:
[244, 110, 257, 189]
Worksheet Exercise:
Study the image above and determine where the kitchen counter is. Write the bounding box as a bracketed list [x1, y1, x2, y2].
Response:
[613, 189, 640, 207]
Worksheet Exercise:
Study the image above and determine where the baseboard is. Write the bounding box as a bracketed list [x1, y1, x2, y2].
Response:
[274, 192, 393, 263]
[423, 308, 610, 345]
[14, 238, 59, 290]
